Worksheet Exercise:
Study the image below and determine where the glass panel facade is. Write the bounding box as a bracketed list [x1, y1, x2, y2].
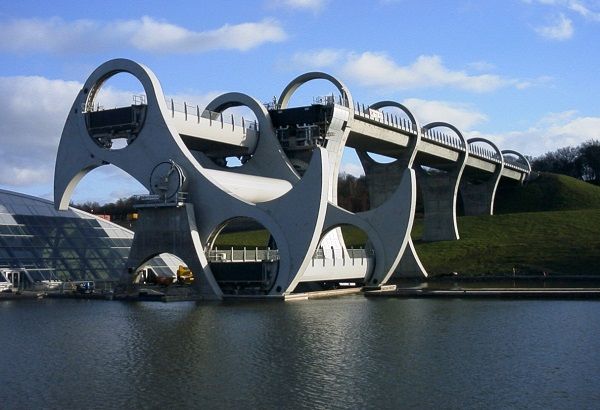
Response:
[0, 189, 135, 281]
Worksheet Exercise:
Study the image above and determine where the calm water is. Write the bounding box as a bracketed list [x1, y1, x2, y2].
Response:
[2, 296, 600, 409]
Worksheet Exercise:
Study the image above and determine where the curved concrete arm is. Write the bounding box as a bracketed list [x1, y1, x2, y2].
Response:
[370, 100, 420, 132]
[467, 137, 504, 166]
[204, 92, 299, 182]
[277, 71, 353, 110]
[422, 122, 466, 149]
[501, 149, 531, 172]
[205, 92, 273, 154]
[82, 58, 168, 115]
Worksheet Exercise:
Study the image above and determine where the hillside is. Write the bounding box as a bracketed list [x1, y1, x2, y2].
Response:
[494, 172, 600, 213]
[413, 209, 600, 276]
[415, 173, 600, 276]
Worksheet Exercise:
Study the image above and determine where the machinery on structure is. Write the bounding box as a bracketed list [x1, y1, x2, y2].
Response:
[54, 59, 531, 299]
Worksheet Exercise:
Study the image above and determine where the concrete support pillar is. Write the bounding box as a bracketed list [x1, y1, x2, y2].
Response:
[355, 101, 427, 279]
[357, 152, 405, 207]
[125, 204, 223, 300]
[356, 101, 420, 210]
[417, 122, 468, 242]
[356, 154, 427, 279]
[460, 178, 497, 216]
[417, 167, 462, 241]
[460, 138, 504, 216]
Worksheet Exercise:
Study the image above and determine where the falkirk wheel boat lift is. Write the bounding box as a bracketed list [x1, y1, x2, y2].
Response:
[54, 59, 531, 300]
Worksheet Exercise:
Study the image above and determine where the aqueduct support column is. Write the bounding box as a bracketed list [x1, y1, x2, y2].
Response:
[460, 182, 497, 215]
[356, 101, 427, 278]
[459, 138, 504, 216]
[418, 123, 468, 242]
[417, 169, 462, 241]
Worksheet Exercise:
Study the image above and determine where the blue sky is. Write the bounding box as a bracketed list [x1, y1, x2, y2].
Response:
[1, 0, 599, 203]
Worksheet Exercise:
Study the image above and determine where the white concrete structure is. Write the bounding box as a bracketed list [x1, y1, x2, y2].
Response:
[54, 59, 530, 299]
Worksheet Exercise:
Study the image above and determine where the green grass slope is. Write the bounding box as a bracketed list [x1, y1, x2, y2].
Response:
[416, 174, 600, 276]
[414, 209, 600, 276]
[494, 172, 600, 213]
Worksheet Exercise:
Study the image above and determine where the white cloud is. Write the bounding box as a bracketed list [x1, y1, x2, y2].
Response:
[567, 0, 600, 21]
[513, 75, 554, 89]
[342, 53, 523, 93]
[0, 16, 286, 54]
[467, 110, 600, 157]
[0, 76, 80, 187]
[290, 49, 343, 68]
[402, 99, 488, 131]
[526, 0, 600, 20]
[467, 61, 497, 71]
[290, 50, 540, 93]
[525, 0, 600, 39]
[268, 0, 328, 12]
[535, 13, 574, 40]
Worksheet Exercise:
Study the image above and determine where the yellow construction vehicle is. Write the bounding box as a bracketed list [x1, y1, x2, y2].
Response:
[177, 265, 194, 285]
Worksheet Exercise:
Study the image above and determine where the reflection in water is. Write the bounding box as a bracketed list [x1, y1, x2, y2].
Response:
[2, 297, 600, 408]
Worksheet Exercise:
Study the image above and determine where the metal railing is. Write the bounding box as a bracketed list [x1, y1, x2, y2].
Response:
[84, 95, 146, 113]
[503, 156, 530, 172]
[467, 143, 502, 163]
[353, 102, 418, 133]
[133, 191, 188, 208]
[133, 94, 146, 105]
[421, 128, 466, 151]
[165, 98, 258, 132]
[311, 247, 374, 267]
[206, 246, 375, 265]
[207, 247, 279, 263]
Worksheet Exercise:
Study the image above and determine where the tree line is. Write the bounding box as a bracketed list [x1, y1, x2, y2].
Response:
[72, 196, 136, 220]
[531, 139, 600, 185]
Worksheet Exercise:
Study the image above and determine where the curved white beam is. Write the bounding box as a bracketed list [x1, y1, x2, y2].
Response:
[204, 92, 299, 183]
[278, 71, 354, 109]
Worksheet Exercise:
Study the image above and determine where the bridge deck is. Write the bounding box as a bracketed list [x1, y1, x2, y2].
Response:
[90, 101, 528, 181]
[349, 106, 527, 179]
[169, 107, 257, 156]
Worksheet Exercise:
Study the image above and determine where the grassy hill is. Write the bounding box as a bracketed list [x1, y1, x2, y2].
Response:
[415, 173, 600, 276]
[494, 172, 600, 213]
[413, 209, 600, 276]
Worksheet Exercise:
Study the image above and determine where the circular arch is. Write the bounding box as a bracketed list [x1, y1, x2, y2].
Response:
[278, 71, 354, 110]
[501, 149, 532, 172]
[317, 223, 373, 249]
[133, 252, 187, 285]
[370, 100, 420, 132]
[75, 58, 175, 156]
[317, 223, 374, 272]
[422, 121, 467, 150]
[55, 50, 172, 206]
[205, 92, 275, 156]
[467, 137, 504, 167]
[205, 216, 281, 294]
[82, 58, 167, 115]
[368, 100, 422, 167]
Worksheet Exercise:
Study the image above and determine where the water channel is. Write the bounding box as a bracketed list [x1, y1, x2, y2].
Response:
[2, 296, 599, 409]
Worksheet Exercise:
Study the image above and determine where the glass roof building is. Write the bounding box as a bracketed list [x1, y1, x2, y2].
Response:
[0, 189, 176, 282]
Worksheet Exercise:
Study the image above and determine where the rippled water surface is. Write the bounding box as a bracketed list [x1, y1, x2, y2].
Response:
[2, 297, 600, 409]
